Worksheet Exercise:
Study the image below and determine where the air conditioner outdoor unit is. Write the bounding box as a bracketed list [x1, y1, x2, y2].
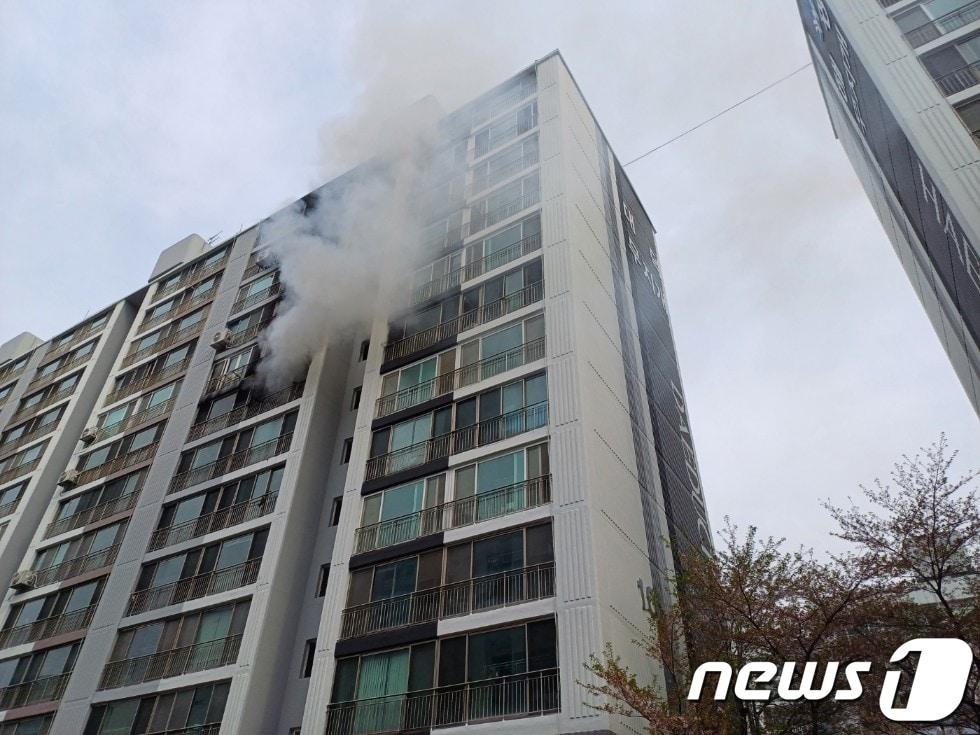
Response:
[211, 329, 231, 350]
[58, 469, 80, 488]
[10, 570, 37, 592]
[79, 426, 98, 444]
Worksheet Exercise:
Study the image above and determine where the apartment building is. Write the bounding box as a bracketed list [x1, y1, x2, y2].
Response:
[796, 0, 980, 416]
[0, 51, 711, 735]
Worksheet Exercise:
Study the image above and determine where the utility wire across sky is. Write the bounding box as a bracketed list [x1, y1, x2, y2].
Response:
[623, 62, 814, 167]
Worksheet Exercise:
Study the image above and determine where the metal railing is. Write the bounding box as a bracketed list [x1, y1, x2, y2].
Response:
[0, 604, 96, 648]
[355, 475, 550, 554]
[419, 221, 465, 253]
[470, 151, 539, 197]
[202, 364, 253, 397]
[225, 319, 273, 350]
[107, 358, 191, 405]
[0, 423, 59, 459]
[340, 563, 554, 639]
[31, 543, 120, 588]
[365, 402, 548, 482]
[45, 321, 104, 362]
[243, 254, 275, 281]
[474, 115, 537, 158]
[936, 59, 980, 95]
[469, 80, 537, 129]
[75, 441, 159, 487]
[0, 458, 42, 487]
[384, 280, 544, 363]
[28, 351, 93, 391]
[155, 726, 222, 735]
[468, 190, 540, 235]
[99, 634, 242, 690]
[139, 287, 218, 334]
[0, 495, 21, 520]
[411, 232, 542, 304]
[45, 489, 140, 539]
[169, 433, 293, 493]
[376, 338, 544, 419]
[324, 668, 559, 735]
[95, 396, 176, 444]
[122, 320, 206, 368]
[152, 255, 228, 303]
[189, 385, 302, 440]
[150, 492, 278, 550]
[231, 281, 281, 315]
[0, 672, 71, 710]
[905, 1, 980, 45]
[9, 384, 75, 424]
[126, 557, 262, 616]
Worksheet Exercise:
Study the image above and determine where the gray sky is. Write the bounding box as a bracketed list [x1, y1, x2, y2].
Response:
[2, 1, 977, 555]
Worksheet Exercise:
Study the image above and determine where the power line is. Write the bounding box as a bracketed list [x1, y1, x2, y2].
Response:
[622, 62, 814, 167]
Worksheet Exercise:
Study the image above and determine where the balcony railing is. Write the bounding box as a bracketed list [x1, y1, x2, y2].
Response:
[366, 402, 548, 482]
[0, 458, 42, 487]
[202, 364, 253, 398]
[152, 255, 228, 303]
[355, 475, 550, 554]
[0, 672, 71, 710]
[45, 321, 104, 362]
[154, 726, 222, 735]
[230, 282, 281, 316]
[9, 385, 75, 424]
[0, 423, 59, 459]
[384, 280, 544, 363]
[324, 668, 559, 735]
[340, 563, 555, 639]
[28, 351, 93, 391]
[31, 543, 121, 588]
[95, 396, 176, 444]
[474, 116, 537, 159]
[376, 338, 545, 419]
[149, 492, 278, 551]
[122, 320, 206, 368]
[0, 494, 21, 520]
[126, 557, 262, 616]
[225, 319, 273, 350]
[411, 232, 542, 305]
[469, 152, 539, 197]
[107, 358, 191, 405]
[75, 442, 159, 487]
[936, 59, 980, 95]
[189, 385, 302, 441]
[468, 190, 540, 236]
[469, 80, 537, 129]
[904, 1, 980, 46]
[99, 634, 242, 690]
[169, 433, 293, 493]
[243, 255, 275, 281]
[139, 287, 218, 334]
[0, 604, 97, 648]
[45, 489, 140, 539]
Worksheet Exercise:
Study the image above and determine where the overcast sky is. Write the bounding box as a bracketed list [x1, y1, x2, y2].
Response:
[2, 1, 977, 555]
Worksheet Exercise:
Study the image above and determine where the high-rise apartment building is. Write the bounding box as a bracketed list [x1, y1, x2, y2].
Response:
[0, 51, 711, 735]
[796, 0, 980, 416]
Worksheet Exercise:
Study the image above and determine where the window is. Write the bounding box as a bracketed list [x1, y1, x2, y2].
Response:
[316, 564, 330, 597]
[330, 497, 343, 526]
[83, 681, 230, 735]
[895, 0, 979, 45]
[0, 482, 27, 515]
[922, 29, 980, 92]
[0, 383, 14, 403]
[956, 96, 980, 139]
[469, 173, 540, 233]
[359, 339, 370, 361]
[459, 313, 544, 384]
[473, 101, 538, 158]
[350, 386, 362, 411]
[340, 438, 353, 464]
[301, 638, 317, 678]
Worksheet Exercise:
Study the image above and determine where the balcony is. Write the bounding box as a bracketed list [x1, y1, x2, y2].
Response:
[0, 458, 41, 487]
[384, 281, 544, 364]
[153, 727, 221, 735]
[468, 191, 540, 236]
[28, 351, 92, 392]
[0, 604, 96, 648]
[44, 489, 141, 539]
[230, 281, 281, 316]
[169, 433, 293, 493]
[0, 672, 70, 710]
[107, 358, 191, 405]
[325, 668, 559, 735]
[150, 492, 278, 551]
[412, 233, 542, 305]
[469, 152, 539, 198]
[126, 557, 261, 616]
[243, 253, 274, 281]
[0, 424, 59, 460]
[905, 1, 980, 46]
[355, 476, 550, 554]
[224, 319, 273, 350]
[366, 403, 547, 482]
[98, 634, 241, 690]
[0, 493, 21, 520]
[474, 117, 537, 159]
[122, 321, 206, 369]
[376, 338, 545, 419]
[75, 442, 159, 487]
[45, 321, 104, 363]
[202, 365, 252, 398]
[936, 59, 980, 95]
[9, 385, 75, 424]
[95, 397, 176, 444]
[189, 386, 301, 442]
[152, 255, 228, 304]
[340, 563, 555, 639]
[139, 288, 218, 335]
[31, 543, 120, 588]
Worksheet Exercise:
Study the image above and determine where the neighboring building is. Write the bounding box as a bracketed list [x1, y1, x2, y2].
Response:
[796, 0, 980, 416]
[0, 51, 711, 735]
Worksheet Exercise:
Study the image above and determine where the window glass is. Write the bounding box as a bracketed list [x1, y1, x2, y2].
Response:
[251, 417, 283, 447]
[127, 624, 163, 659]
[89, 524, 119, 552]
[98, 700, 139, 734]
[151, 556, 185, 588]
[477, 450, 525, 492]
[467, 626, 526, 680]
[128, 426, 158, 452]
[215, 534, 252, 569]
[472, 530, 524, 577]
[65, 581, 100, 612]
[172, 494, 207, 525]
[356, 649, 410, 699]
[100, 404, 130, 428]
[195, 607, 232, 643]
[381, 481, 425, 520]
[191, 442, 222, 469]
[371, 557, 418, 601]
[147, 381, 178, 408]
